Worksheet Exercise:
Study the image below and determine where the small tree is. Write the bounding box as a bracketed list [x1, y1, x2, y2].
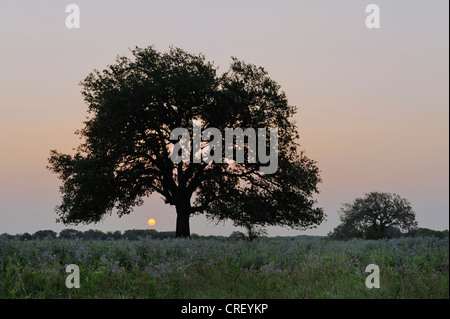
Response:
[33, 230, 58, 240]
[228, 231, 247, 241]
[83, 229, 107, 240]
[329, 192, 418, 239]
[19, 233, 33, 241]
[105, 230, 123, 240]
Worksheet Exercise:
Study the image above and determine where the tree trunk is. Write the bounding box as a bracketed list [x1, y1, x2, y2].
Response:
[175, 204, 191, 238]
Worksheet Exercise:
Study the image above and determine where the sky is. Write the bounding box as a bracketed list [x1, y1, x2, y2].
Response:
[0, 0, 448, 237]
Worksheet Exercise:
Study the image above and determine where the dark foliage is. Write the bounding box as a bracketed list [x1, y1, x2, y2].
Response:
[329, 192, 418, 240]
[48, 46, 324, 237]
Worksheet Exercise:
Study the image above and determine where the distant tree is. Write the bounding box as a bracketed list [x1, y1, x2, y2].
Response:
[329, 192, 418, 240]
[47, 46, 324, 238]
[123, 229, 156, 240]
[123, 230, 138, 240]
[327, 223, 355, 240]
[59, 228, 83, 239]
[408, 228, 449, 239]
[190, 233, 201, 239]
[105, 230, 123, 240]
[33, 230, 57, 240]
[383, 226, 402, 238]
[19, 233, 33, 241]
[113, 230, 123, 239]
[83, 229, 106, 240]
[0, 233, 15, 241]
[228, 231, 247, 241]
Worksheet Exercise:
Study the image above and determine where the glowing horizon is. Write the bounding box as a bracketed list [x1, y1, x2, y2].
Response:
[0, 0, 448, 236]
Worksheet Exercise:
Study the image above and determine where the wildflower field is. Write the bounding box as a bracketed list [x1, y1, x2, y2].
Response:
[0, 235, 448, 299]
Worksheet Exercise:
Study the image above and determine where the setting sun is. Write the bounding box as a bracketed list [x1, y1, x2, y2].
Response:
[147, 218, 156, 226]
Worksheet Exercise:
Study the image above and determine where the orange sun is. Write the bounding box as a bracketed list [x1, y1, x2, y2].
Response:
[147, 218, 156, 226]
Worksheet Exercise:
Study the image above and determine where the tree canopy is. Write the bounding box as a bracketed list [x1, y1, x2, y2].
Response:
[329, 192, 418, 239]
[48, 46, 324, 237]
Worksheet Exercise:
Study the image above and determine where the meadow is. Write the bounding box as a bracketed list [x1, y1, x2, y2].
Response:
[0, 235, 448, 299]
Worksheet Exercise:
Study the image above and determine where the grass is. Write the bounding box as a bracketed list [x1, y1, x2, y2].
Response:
[0, 235, 448, 298]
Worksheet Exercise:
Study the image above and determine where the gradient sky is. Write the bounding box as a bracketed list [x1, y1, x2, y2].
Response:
[0, 0, 448, 236]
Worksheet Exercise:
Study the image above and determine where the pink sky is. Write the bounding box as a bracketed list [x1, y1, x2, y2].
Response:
[0, 1, 448, 236]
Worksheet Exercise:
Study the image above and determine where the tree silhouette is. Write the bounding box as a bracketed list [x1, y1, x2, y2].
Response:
[32, 230, 57, 240]
[329, 192, 418, 239]
[48, 46, 324, 237]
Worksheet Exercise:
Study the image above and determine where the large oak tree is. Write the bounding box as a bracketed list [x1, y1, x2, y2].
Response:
[48, 46, 324, 237]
